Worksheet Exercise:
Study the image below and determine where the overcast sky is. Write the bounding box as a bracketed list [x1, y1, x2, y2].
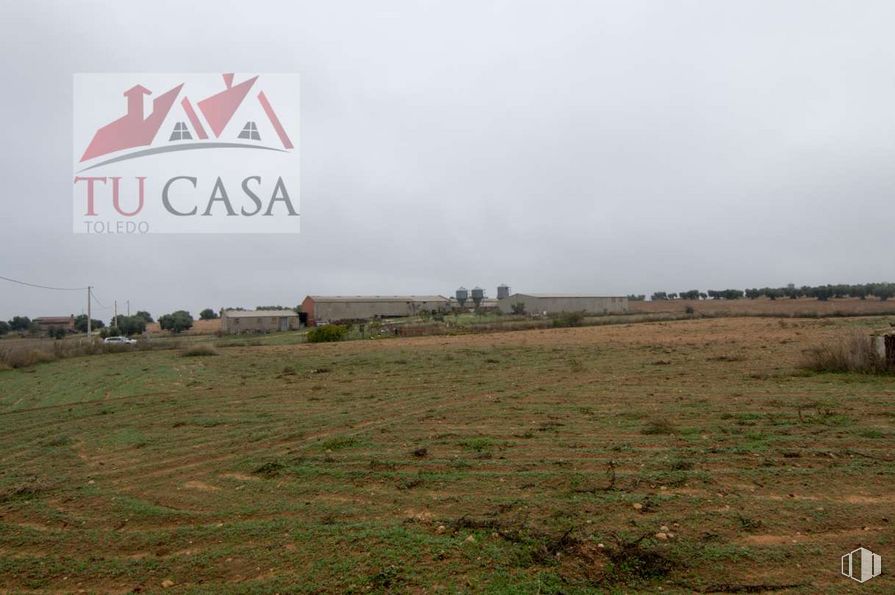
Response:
[2, 0, 895, 320]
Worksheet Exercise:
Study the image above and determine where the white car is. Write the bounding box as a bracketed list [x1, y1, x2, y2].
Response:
[103, 336, 137, 345]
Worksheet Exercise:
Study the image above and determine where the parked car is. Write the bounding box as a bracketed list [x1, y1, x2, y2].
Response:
[103, 336, 137, 345]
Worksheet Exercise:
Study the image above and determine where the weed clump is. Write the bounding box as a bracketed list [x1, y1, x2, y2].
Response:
[642, 419, 678, 435]
[253, 461, 285, 478]
[181, 344, 218, 357]
[801, 331, 888, 374]
[602, 532, 673, 582]
[321, 436, 361, 450]
[307, 325, 348, 343]
[552, 311, 585, 328]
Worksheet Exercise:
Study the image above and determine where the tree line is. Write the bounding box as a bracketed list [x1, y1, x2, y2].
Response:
[0, 309, 197, 338]
[1, 304, 301, 339]
[632, 283, 895, 302]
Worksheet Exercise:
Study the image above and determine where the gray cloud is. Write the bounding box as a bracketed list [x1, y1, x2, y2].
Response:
[2, 0, 895, 320]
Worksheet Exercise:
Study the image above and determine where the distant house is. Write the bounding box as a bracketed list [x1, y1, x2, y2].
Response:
[301, 295, 450, 325]
[497, 294, 629, 315]
[34, 316, 75, 334]
[220, 309, 300, 334]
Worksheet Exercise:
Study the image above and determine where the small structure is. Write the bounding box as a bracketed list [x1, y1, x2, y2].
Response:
[455, 287, 469, 308]
[301, 295, 450, 325]
[498, 294, 629, 315]
[497, 284, 511, 300]
[871, 331, 895, 368]
[220, 309, 300, 334]
[34, 316, 75, 334]
[471, 287, 485, 308]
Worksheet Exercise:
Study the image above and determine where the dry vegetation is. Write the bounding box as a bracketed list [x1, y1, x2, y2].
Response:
[800, 330, 889, 374]
[0, 316, 893, 592]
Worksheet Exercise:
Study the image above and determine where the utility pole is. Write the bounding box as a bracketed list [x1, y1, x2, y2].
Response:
[114, 300, 118, 323]
[87, 286, 92, 336]
[126, 300, 130, 316]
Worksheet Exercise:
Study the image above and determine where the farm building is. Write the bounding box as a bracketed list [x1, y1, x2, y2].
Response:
[497, 294, 629, 315]
[220, 309, 301, 334]
[34, 316, 75, 334]
[301, 295, 450, 324]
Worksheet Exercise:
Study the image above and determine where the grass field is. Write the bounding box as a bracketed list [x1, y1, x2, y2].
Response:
[630, 297, 895, 318]
[1, 316, 893, 593]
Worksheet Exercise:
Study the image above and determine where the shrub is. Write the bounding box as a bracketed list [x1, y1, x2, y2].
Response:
[180, 344, 218, 357]
[307, 324, 348, 343]
[801, 331, 886, 374]
[552, 311, 585, 328]
[0, 347, 56, 369]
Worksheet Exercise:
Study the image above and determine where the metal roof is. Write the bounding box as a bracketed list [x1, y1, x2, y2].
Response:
[35, 316, 73, 323]
[306, 295, 449, 303]
[505, 293, 624, 299]
[222, 309, 298, 318]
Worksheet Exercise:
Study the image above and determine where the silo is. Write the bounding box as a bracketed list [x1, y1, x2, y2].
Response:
[455, 287, 468, 308]
[497, 284, 510, 300]
[471, 287, 485, 308]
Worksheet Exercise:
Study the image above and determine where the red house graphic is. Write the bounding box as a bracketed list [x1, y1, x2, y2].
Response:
[80, 74, 293, 162]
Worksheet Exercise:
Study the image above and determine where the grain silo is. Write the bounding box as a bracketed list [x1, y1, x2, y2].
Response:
[471, 287, 485, 308]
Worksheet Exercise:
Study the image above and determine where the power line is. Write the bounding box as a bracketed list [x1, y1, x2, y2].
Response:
[91, 291, 109, 309]
[0, 274, 87, 292]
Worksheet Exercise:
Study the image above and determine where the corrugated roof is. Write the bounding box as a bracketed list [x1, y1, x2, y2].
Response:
[35, 316, 73, 323]
[222, 309, 298, 318]
[505, 293, 624, 299]
[306, 295, 449, 303]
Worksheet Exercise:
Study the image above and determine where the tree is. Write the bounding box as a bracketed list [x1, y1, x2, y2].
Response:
[709, 289, 744, 300]
[8, 316, 31, 332]
[651, 292, 669, 301]
[134, 311, 154, 324]
[760, 287, 784, 300]
[159, 310, 194, 333]
[0, 321, 8, 335]
[510, 302, 526, 315]
[679, 290, 700, 300]
[74, 315, 105, 333]
[112, 315, 146, 336]
[875, 285, 894, 301]
[813, 286, 833, 301]
[50, 327, 67, 340]
[199, 308, 219, 320]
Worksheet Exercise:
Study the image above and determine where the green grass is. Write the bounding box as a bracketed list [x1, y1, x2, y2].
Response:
[0, 316, 893, 592]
